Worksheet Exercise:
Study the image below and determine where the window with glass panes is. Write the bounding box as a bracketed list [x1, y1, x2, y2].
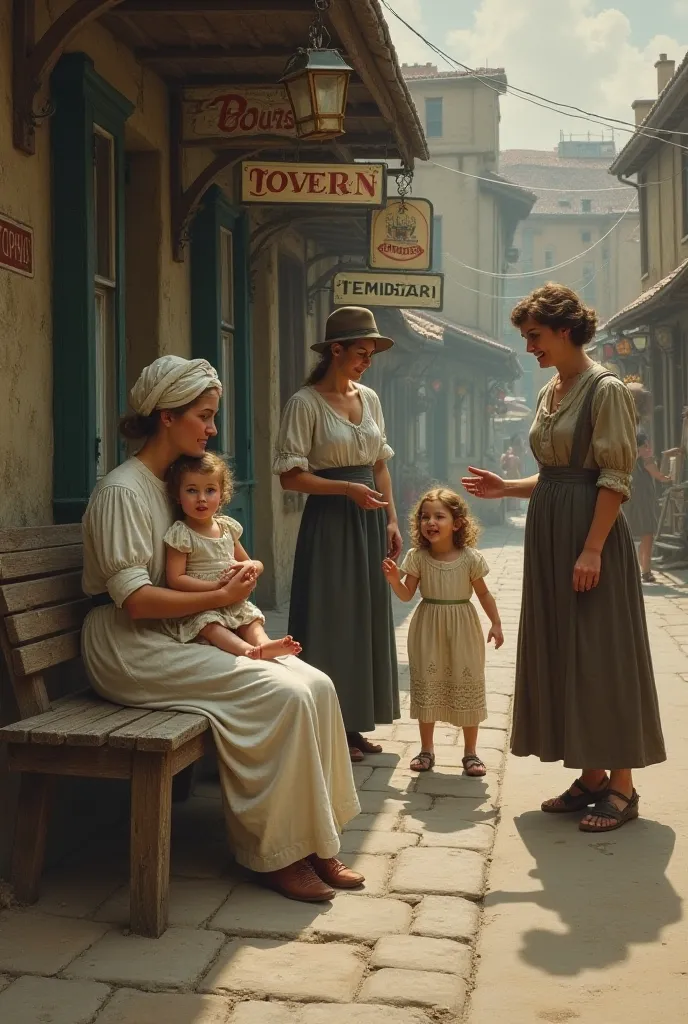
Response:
[425, 98, 443, 137]
[93, 128, 118, 478]
[219, 227, 236, 457]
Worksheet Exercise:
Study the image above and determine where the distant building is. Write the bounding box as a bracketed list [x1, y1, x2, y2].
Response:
[501, 139, 641, 407]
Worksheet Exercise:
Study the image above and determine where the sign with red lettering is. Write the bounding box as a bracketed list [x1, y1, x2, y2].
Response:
[0, 214, 33, 278]
[241, 162, 386, 207]
[369, 198, 433, 271]
[182, 86, 296, 142]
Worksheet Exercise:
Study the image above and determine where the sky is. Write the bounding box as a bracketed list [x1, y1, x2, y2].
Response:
[383, 0, 688, 151]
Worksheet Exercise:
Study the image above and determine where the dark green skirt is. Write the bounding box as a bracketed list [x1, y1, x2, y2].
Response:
[624, 460, 658, 538]
[512, 467, 666, 769]
[288, 465, 400, 733]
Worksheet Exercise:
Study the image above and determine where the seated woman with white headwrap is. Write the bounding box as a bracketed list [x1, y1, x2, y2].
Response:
[81, 355, 363, 903]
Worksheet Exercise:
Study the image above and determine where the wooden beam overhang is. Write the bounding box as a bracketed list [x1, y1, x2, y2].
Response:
[12, 0, 127, 153]
[117, 0, 313, 11]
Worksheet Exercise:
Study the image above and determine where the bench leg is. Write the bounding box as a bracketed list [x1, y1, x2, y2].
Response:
[130, 751, 173, 937]
[11, 773, 53, 903]
[172, 762, 196, 804]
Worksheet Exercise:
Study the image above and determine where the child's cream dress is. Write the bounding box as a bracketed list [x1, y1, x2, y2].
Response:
[400, 546, 489, 727]
[162, 515, 264, 644]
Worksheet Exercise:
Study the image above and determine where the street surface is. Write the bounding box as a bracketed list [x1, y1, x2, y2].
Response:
[0, 517, 686, 1023]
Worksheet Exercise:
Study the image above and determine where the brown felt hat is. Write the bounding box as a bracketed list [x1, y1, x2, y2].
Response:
[311, 306, 395, 354]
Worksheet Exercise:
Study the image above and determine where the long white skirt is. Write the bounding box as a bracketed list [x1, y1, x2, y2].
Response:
[82, 605, 360, 872]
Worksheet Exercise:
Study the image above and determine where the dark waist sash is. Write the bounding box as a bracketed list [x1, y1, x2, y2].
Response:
[422, 598, 470, 605]
[91, 592, 114, 608]
[539, 467, 599, 486]
[314, 465, 375, 486]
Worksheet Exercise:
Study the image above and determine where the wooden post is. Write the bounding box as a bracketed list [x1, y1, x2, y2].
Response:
[11, 772, 54, 902]
[130, 750, 172, 937]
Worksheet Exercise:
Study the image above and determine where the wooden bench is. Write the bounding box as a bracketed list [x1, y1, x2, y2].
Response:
[0, 524, 210, 937]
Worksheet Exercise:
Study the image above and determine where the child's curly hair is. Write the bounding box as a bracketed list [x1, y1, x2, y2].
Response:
[410, 487, 481, 550]
[165, 452, 233, 507]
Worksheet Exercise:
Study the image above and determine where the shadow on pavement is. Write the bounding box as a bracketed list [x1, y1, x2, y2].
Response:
[486, 809, 682, 976]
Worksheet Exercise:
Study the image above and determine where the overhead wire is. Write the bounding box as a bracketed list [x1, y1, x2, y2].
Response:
[429, 159, 679, 193]
[443, 260, 612, 302]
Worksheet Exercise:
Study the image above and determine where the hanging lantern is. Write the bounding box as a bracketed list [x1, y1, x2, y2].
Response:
[280, 0, 353, 140]
[632, 334, 648, 352]
[615, 337, 632, 357]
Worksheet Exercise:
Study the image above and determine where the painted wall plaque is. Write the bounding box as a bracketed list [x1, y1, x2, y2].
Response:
[333, 270, 444, 310]
[241, 162, 386, 206]
[0, 214, 33, 278]
[182, 86, 296, 142]
[368, 198, 433, 271]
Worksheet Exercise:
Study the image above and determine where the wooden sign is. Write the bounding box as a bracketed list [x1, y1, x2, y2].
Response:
[369, 198, 433, 271]
[0, 214, 33, 278]
[241, 162, 386, 206]
[333, 270, 444, 310]
[182, 86, 296, 142]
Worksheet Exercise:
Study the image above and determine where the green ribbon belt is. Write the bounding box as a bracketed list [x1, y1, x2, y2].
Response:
[421, 598, 470, 605]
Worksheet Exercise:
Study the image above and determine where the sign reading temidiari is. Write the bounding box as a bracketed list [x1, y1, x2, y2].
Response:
[241, 162, 386, 206]
[182, 86, 296, 142]
[369, 198, 434, 271]
[333, 270, 444, 310]
[0, 213, 33, 277]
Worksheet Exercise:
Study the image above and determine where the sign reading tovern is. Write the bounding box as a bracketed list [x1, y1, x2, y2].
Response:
[333, 270, 444, 310]
[241, 162, 386, 206]
[369, 198, 433, 271]
[0, 214, 33, 278]
[182, 86, 296, 142]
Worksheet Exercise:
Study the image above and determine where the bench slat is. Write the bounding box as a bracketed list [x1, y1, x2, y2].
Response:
[0, 545, 83, 583]
[65, 707, 156, 747]
[6, 599, 92, 645]
[136, 712, 209, 752]
[11, 632, 81, 676]
[108, 711, 179, 748]
[0, 525, 82, 554]
[0, 695, 100, 744]
[29, 702, 124, 745]
[0, 572, 84, 615]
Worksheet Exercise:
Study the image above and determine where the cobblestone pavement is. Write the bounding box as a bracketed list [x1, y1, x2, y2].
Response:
[1, 519, 684, 1023]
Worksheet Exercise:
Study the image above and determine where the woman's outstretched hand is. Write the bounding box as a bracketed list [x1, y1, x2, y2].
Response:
[461, 467, 506, 500]
[347, 482, 388, 511]
[573, 548, 601, 592]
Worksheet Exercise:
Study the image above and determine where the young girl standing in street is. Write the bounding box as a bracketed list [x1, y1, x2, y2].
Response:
[383, 487, 503, 775]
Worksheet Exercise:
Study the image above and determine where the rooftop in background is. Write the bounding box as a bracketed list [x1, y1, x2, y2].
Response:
[500, 146, 638, 217]
[401, 62, 507, 89]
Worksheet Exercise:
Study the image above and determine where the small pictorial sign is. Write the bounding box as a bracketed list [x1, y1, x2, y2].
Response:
[368, 197, 433, 271]
[333, 270, 444, 310]
[0, 213, 33, 277]
[241, 162, 386, 206]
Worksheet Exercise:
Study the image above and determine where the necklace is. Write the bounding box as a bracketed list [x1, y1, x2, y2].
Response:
[550, 370, 584, 413]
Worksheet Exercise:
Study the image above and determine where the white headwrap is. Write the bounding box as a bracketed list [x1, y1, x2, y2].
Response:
[129, 356, 222, 417]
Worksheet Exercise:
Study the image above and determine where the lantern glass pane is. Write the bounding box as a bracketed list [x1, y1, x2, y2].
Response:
[313, 71, 346, 114]
[286, 74, 314, 121]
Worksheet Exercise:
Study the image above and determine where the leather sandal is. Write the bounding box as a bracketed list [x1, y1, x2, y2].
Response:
[308, 854, 365, 889]
[541, 776, 609, 813]
[349, 747, 365, 763]
[462, 754, 487, 777]
[579, 789, 639, 833]
[410, 750, 435, 772]
[263, 859, 335, 902]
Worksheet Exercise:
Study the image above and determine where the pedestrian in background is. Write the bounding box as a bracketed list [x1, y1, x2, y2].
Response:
[275, 307, 401, 763]
[624, 430, 671, 583]
[463, 283, 665, 834]
[382, 487, 503, 777]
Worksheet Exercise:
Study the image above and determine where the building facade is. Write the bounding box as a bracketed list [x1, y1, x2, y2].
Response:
[500, 139, 641, 410]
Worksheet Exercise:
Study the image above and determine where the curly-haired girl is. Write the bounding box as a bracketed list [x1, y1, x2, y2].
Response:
[163, 452, 301, 660]
[382, 487, 503, 775]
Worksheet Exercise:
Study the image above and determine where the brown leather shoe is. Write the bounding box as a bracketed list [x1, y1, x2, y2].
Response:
[263, 859, 335, 902]
[308, 855, 365, 889]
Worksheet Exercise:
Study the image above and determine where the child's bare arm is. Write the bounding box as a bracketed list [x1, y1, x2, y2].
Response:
[472, 578, 504, 648]
[166, 545, 221, 592]
[382, 559, 419, 601]
[233, 540, 264, 575]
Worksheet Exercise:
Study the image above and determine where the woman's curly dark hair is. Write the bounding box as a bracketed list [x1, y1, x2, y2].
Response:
[165, 452, 233, 507]
[510, 282, 598, 346]
[410, 487, 481, 551]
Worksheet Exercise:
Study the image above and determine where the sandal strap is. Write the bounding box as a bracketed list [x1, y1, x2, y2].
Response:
[411, 750, 435, 768]
[585, 790, 638, 823]
[559, 777, 606, 806]
[462, 755, 485, 769]
[605, 788, 635, 805]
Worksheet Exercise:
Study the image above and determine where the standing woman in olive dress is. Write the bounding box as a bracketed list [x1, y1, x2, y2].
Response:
[274, 307, 401, 763]
[463, 284, 665, 833]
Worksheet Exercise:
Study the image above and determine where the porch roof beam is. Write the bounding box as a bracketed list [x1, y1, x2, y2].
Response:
[136, 46, 294, 63]
[118, 0, 312, 11]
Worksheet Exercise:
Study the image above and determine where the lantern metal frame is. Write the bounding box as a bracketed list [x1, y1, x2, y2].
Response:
[280, 0, 353, 141]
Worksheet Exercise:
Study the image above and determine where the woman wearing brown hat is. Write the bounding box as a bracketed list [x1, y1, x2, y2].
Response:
[274, 307, 401, 762]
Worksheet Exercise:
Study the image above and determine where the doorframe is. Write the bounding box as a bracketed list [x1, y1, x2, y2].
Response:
[190, 186, 253, 549]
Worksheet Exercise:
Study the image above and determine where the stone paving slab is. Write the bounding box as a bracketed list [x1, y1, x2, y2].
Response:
[357, 791, 432, 814]
[199, 938, 365, 1002]
[230, 1003, 433, 1024]
[359, 967, 466, 1013]
[415, 769, 499, 801]
[0, 911, 109, 975]
[0, 976, 111, 1024]
[94, 878, 235, 928]
[66, 926, 226, 988]
[418, 819, 495, 853]
[410, 895, 480, 941]
[94, 989, 232, 1023]
[371, 934, 472, 976]
[33, 861, 125, 919]
[343, 812, 401, 832]
[339, 853, 391, 895]
[402, 794, 498, 829]
[360, 769, 418, 794]
[339, 831, 419, 855]
[0, 974, 10, 993]
[391, 847, 486, 899]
